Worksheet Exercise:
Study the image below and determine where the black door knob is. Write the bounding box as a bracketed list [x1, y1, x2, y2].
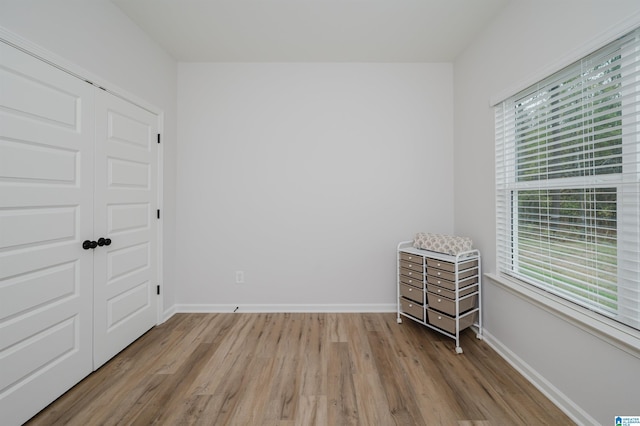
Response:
[97, 237, 112, 247]
[83, 240, 98, 250]
[90, 240, 98, 249]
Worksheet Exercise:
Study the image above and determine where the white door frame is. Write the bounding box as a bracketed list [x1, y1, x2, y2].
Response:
[0, 26, 165, 324]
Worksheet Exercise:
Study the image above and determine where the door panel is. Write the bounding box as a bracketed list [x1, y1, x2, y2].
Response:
[0, 262, 77, 318]
[108, 158, 150, 188]
[0, 139, 77, 182]
[107, 242, 150, 280]
[108, 203, 150, 233]
[0, 206, 77, 249]
[93, 91, 158, 369]
[0, 42, 94, 426]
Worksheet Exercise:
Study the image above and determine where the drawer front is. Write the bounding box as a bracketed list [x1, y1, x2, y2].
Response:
[427, 309, 477, 334]
[400, 283, 424, 304]
[400, 267, 424, 281]
[459, 275, 479, 288]
[399, 259, 423, 273]
[400, 274, 423, 289]
[400, 252, 424, 263]
[426, 275, 455, 291]
[426, 258, 478, 272]
[426, 258, 455, 272]
[400, 297, 424, 321]
[459, 258, 479, 271]
[427, 274, 478, 291]
[426, 293, 477, 316]
[427, 267, 476, 282]
[427, 283, 478, 300]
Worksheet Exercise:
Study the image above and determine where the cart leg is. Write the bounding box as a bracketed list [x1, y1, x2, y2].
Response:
[396, 315, 402, 324]
[455, 346, 463, 354]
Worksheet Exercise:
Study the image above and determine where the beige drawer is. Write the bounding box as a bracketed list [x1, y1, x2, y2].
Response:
[400, 297, 424, 321]
[427, 283, 477, 300]
[426, 274, 455, 290]
[400, 252, 424, 263]
[427, 293, 477, 316]
[427, 274, 478, 291]
[426, 257, 478, 273]
[427, 309, 478, 334]
[399, 259, 423, 273]
[400, 283, 424, 304]
[400, 274, 423, 289]
[400, 267, 424, 281]
[427, 267, 476, 282]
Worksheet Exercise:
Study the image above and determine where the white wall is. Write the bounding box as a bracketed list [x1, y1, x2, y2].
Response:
[0, 0, 178, 316]
[453, 0, 640, 424]
[176, 63, 454, 309]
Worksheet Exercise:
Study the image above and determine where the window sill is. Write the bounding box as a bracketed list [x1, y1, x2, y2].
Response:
[484, 272, 640, 359]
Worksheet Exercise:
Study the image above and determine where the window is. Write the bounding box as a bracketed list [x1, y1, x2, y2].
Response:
[495, 27, 640, 332]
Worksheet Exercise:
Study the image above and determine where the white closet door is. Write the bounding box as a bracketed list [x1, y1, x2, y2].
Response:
[0, 43, 94, 425]
[93, 90, 158, 368]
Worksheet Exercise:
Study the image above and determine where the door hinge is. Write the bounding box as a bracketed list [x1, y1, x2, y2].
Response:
[157, 285, 160, 295]
[157, 209, 160, 219]
[157, 134, 161, 144]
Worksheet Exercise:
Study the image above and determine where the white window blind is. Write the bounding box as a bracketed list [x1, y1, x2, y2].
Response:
[495, 27, 640, 331]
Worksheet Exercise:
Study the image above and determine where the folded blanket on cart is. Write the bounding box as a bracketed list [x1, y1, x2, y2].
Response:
[413, 232, 473, 255]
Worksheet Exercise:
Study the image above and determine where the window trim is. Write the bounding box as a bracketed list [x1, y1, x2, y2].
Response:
[494, 24, 640, 346]
[485, 272, 640, 359]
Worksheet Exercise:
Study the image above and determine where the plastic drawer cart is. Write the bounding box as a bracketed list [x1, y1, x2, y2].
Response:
[396, 240, 482, 353]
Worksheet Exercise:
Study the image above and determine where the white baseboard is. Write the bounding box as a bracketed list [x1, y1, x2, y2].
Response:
[161, 305, 177, 323]
[171, 303, 396, 314]
[482, 329, 597, 426]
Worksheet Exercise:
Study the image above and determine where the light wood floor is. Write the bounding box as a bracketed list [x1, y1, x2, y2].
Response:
[26, 313, 574, 425]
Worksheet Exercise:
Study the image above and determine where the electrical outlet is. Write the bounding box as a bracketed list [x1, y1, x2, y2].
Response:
[235, 270, 244, 284]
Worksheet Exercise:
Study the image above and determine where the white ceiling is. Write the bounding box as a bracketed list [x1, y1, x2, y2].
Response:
[111, 0, 510, 62]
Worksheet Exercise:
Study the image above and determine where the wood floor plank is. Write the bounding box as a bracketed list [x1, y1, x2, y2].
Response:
[265, 314, 305, 422]
[433, 338, 552, 425]
[361, 312, 382, 332]
[327, 312, 348, 342]
[327, 342, 359, 426]
[351, 373, 396, 426]
[127, 342, 215, 425]
[152, 314, 220, 374]
[391, 322, 479, 423]
[343, 314, 377, 375]
[367, 330, 427, 426]
[226, 356, 277, 425]
[175, 394, 216, 425]
[24, 313, 575, 426]
[187, 314, 259, 396]
[295, 395, 328, 426]
[298, 313, 327, 397]
[459, 331, 570, 424]
[193, 316, 267, 424]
